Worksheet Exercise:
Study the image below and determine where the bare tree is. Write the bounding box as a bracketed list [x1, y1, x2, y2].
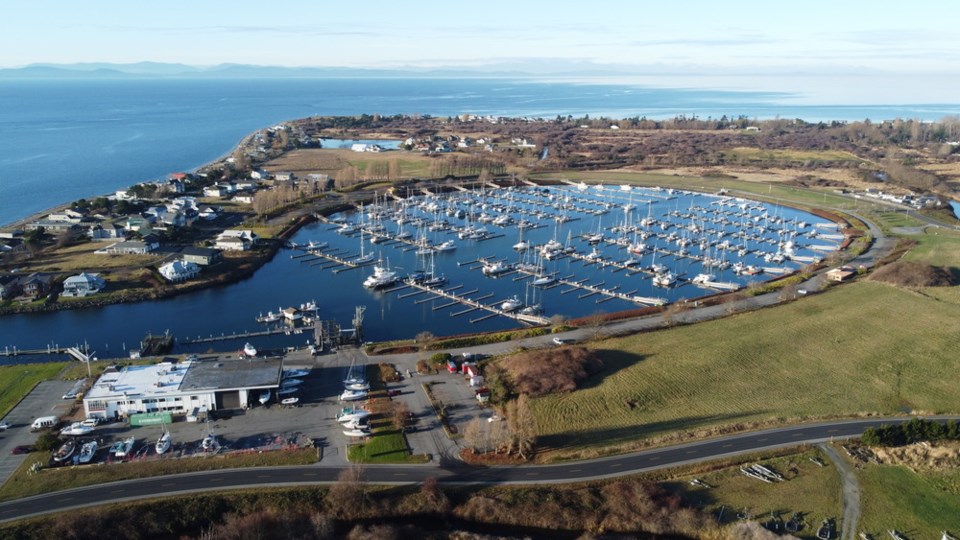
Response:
[391, 400, 410, 431]
[325, 465, 367, 519]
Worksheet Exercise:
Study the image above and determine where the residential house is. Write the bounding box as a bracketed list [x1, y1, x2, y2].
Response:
[125, 215, 151, 233]
[61, 272, 106, 297]
[198, 205, 221, 221]
[88, 223, 127, 242]
[158, 259, 200, 282]
[115, 190, 137, 201]
[215, 230, 257, 251]
[24, 220, 78, 233]
[0, 275, 20, 300]
[180, 246, 222, 266]
[97, 240, 156, 255]
[250, 169, 269, 180]
[273, 171, 294, 182]
[232, 194, 254, 204]
[19, 273, 52, 299]
[203, 185, 227, 198]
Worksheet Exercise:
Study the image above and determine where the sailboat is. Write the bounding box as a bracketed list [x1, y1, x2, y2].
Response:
[201, 420, 218, 452]
[155, 431, 171, 455]
[354, 229, 375, 264]
[422, 251, 446, 287]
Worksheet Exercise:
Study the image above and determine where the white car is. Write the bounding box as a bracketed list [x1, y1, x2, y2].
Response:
[552, 337, 574, 345]
[0, 420, 11, 431]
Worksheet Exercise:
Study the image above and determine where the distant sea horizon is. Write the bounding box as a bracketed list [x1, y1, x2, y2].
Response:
[2, 77, 959, 225]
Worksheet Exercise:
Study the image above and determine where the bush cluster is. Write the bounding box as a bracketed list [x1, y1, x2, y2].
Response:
[861, 418, 960, 447]
[499, 346, 603, 397]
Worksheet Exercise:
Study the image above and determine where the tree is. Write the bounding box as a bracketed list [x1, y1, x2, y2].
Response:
[778, 282, 800, 301]
[34, 432, 60, 452]
[325, 466, 367, 519]
[505, 395, 537, 459]
[391, 400, 411, 431]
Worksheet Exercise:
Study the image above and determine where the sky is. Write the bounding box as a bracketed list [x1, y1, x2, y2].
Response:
[3, 0, 959, 102]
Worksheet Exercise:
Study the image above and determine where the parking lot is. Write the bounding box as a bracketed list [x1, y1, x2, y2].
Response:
[0, 346, 499, 477]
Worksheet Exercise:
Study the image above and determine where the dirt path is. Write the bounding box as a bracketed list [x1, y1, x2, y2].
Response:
[820, 443, 861, 540]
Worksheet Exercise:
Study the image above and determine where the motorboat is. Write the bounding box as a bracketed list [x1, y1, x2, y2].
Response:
[281, 378, 304, 387]
[201, 433, 217, 452]
[283, 369, 309, 379]
[692, 273, 715, 284]
[339, 389, 368, 402]
[258, 390, 271, 405]
[52, 439, 77, 463]
[337, 407, 371, 423]
[243, 342, 258, 357]
[112, 436, 135, 458]
[342, 417, 369, 430]
[434, 240, 456, 251]
[256, 310, 281, 323]
[363, 260, 399, 289]
[653, 272, 677, 287]
[337, 224, 357, 235]
[519, 304, 543, 316]
[60, 421, 94, 437]
[278, 386, 298, 396]
[77, 440, 98, 464]
[513, 240, 530, 251]
[280, 397, 299, 406]
[155, 432, 172, 455]
[342, 427, 371, 438]
[584, 247, 601, 261]
[500, 295, 522, 312]
[482, 260, 510, 276]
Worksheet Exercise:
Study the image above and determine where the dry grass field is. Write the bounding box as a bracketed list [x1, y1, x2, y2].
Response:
[724, 146, 863, 164]
[19, 243, 161, 273]
[263, 148, 435, 178]
[531, 281, 960, 458]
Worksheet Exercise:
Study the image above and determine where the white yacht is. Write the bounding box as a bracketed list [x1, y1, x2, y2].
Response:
[77, 440, 98, 464]
[155, 432, 171, 455]
[243, 342, 258, 357]
[482, 260, 510, 276]
[340, 389, 368, 402]
[500, 295, 522, 312]
[653, 272, 677, 287]
[363, 260, 399, 289]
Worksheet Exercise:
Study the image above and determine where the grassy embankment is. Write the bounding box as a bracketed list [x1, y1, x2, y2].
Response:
[531, 280, 960, 460]
[858, 464, 960, 536]
[0, 363, 68, 418]
[0, 448, 318, 502]
[665, 446, 842, 527]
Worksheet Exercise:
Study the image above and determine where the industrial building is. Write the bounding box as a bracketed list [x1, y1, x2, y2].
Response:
[83, 357, 283, 420]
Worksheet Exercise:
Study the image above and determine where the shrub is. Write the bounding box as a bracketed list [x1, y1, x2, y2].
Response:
[499, 346, 603, 397]
[869, 261, 954, 287]
[429, 352, 452, 365]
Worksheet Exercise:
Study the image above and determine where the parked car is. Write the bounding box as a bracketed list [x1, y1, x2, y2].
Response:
[10, 445, 34, 455]
[81, 417, 102, 428]
[0, 420, 10, 431]
[552, 337, 574, 345]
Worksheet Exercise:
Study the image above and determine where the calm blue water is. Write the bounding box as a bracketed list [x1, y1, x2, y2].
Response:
[0, 185, 833, 362]
[0, 77, 952, 363]
[2, 78, 959, 225]
[951, 201, 960, 219]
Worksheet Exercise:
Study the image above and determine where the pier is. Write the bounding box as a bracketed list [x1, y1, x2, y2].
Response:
[402, 280, 549, 326]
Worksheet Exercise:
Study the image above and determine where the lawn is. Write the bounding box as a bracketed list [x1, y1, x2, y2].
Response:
[346, 429, 426, 464]
[0, 362, 68, 417]
[857, 465, 960, 537]
[530, 281, 960, 459]
[901, 228, 960, 269]
[0, 447, 318, 502]
[666, 448, 841, 528]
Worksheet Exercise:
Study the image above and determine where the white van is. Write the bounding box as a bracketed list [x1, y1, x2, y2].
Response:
[31, 416, 59, 431]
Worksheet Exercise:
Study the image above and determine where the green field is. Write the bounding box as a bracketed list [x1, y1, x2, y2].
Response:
[0, 363, 67, 417]
[901, 228, 960, 268]
[347, 430, 422, 464]
[531, 281, 960, 459]
[667, 448, 841, 528]
[858, 465, 960, 536]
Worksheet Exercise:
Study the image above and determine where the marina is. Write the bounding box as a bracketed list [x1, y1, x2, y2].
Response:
[0, 183, 840, 359]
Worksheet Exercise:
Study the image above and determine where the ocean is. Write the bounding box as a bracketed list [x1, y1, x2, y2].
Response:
[2, 77, 959, 225]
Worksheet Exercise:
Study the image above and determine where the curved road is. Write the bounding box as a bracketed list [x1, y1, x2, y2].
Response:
[2, 416, 954, 524]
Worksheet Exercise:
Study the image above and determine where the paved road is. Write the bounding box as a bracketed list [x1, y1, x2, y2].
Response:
[2, 415, 956, 524]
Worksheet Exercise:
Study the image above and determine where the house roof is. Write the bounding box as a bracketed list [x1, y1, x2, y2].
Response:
[64, 272, 104, 286]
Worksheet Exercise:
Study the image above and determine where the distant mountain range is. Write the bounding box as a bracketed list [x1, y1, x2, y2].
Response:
[0, 61, 879, 80]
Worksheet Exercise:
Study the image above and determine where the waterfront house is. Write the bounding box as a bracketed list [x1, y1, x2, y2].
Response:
[115, 189, 137, 201]
[215, 230, 257, 251]
[19, 272, 52, 299]
[158, 259, 200, 282]
[61, 272, 106, 297]
[180, 246, 222, 266]
[24, 219, 78, 233]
